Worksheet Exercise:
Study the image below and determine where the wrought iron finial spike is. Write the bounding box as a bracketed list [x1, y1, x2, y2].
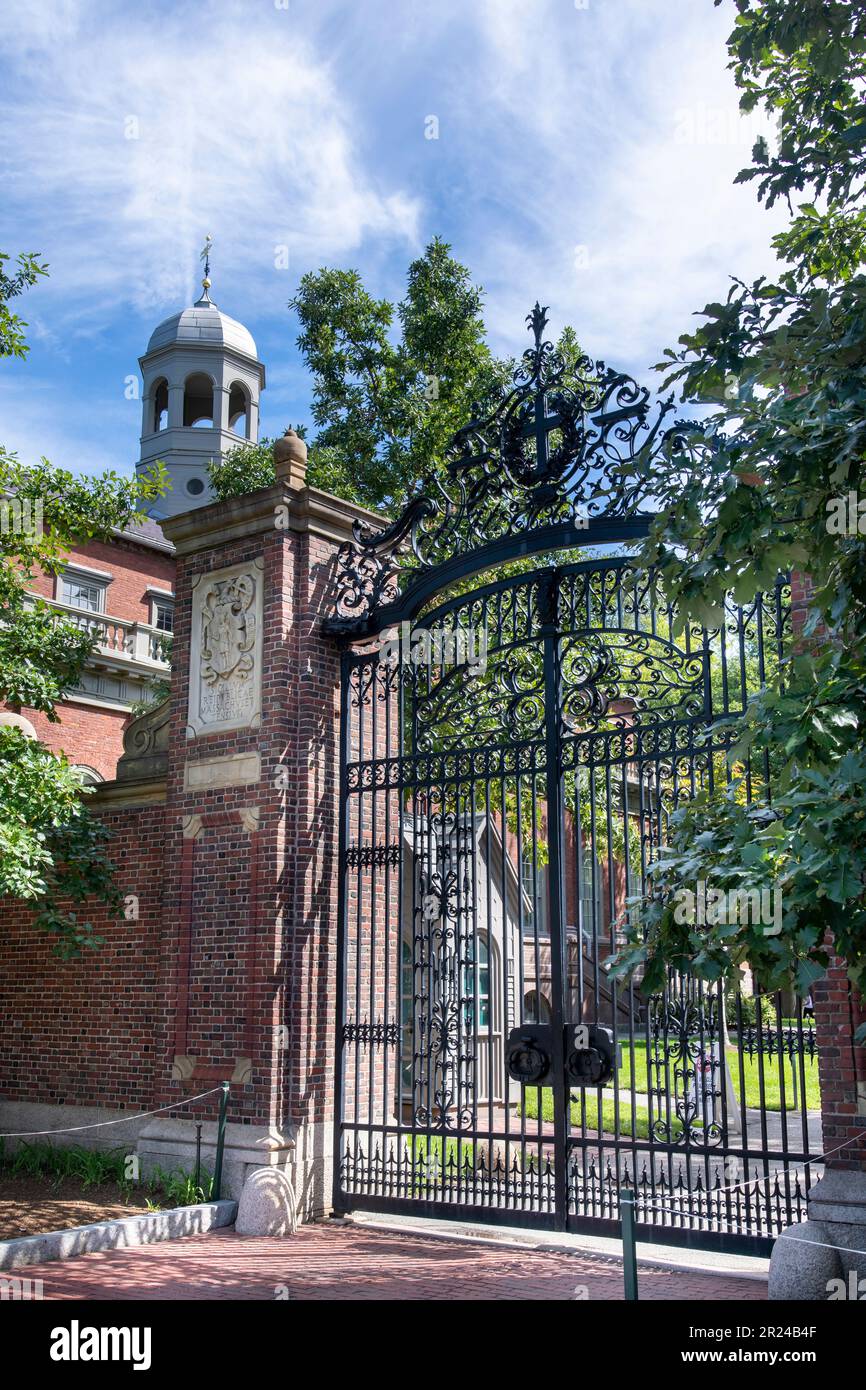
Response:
[526, 301, 549, 349]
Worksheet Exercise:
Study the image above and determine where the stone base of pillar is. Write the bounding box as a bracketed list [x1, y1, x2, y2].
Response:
[286, 1120, 335, 1223]
[136, 1118, 294, 1204]
[769, 1171, 866, 1299]
[136, 1117, 334, 1221]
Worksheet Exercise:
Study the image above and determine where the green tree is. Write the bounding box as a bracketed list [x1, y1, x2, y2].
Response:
[0, 251, 47, 359]
[292, 237, 513, 509]
[1, 254, 167, 955]
[208, 435, 282, 500]
[610, 0, 866, 1014]
[208, 237, 587, 512]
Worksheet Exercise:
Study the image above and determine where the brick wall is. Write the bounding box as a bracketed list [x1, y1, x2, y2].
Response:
[791, 571, 865, 1170]
[155, 531, 277, 1126]
[814, 954, 866, 1169]
[15, 703, 131, 783]
[27, 535, 175, 624]
[0, 803, 165, 1111]
[150, 492, 345, 1137]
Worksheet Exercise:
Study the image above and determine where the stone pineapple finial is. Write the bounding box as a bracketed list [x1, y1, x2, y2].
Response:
[273, 429, 308, 490]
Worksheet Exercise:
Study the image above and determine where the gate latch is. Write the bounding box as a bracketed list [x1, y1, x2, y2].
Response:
[564, 1024, 616, 1087]
[506, 1026, 552, 1085]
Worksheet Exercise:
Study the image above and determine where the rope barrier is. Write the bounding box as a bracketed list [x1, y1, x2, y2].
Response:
[0, 1087, 224, 1139]
[610, 1124, 866, 1207]
[620, 1196, 866, 1256]
[617, 1185, 866, 1271]
[775, 1231, 866, 1261]
[615, 1126, 865, 1230]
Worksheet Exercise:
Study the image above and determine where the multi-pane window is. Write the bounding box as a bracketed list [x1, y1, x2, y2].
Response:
[61, 575, 105, 613]
[578, 843, 602, 941]
[464, 936, 492, 1030]
[154, 602, 174, 633]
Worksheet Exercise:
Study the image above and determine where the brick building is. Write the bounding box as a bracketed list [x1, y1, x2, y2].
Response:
[15, 520, 175, 781]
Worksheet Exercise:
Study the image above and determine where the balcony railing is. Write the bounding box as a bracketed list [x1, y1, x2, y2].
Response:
[30, 595, 171, 669]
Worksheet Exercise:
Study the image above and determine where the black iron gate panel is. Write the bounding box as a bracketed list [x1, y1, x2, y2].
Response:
[336, 568, 559, 1228]
[334, 557, 817, 1252]
[329, 303, 819, 1253]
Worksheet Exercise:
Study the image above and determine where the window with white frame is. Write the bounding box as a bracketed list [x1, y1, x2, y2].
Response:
[61, 573, 107, 613]
[153, 600, 174, 633]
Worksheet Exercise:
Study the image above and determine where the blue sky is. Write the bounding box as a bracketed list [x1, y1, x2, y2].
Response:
[0, 0, 785, 481]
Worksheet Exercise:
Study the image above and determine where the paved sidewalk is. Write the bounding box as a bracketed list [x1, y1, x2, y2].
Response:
[16, 1221, 768, 1301]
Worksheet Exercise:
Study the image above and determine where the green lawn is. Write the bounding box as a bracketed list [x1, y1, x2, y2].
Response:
[618, 1039, 820, 1112]
[521, 1087, 660, 1141]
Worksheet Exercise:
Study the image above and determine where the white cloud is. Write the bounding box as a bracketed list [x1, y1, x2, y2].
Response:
[0, 0, 794, 477]
[0, 1, 421, 332]
[0, 370, 136, 477]
[446, 0, 787, 377]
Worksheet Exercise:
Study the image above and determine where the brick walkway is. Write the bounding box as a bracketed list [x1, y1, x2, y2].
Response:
[17, 1221, 767, 1300]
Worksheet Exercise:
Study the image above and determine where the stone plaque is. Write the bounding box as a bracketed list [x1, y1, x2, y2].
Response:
[183, 751, 261, 791]
[187, 559, 263, 738]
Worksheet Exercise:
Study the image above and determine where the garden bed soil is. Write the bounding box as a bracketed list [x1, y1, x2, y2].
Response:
[0, 1174, 152, 1241]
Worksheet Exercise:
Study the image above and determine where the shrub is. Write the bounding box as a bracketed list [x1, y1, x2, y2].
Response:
[724, 991, 777, 1030]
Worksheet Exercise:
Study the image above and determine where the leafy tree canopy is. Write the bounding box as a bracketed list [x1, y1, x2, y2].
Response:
[610, 0, 866, 1017]
[0, 251, 47, 359]
[209, 236, 587, 514]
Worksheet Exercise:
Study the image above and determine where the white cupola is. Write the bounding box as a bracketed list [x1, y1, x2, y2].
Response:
[136, 247, 265, 518]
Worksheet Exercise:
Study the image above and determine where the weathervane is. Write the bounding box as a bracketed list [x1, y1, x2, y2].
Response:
[199, 234, 213, 299]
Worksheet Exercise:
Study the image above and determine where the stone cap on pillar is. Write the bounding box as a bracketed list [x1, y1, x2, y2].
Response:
[274, 429, 307, 491]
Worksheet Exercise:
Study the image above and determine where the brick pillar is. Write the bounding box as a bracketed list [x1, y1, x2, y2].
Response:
[768, 573, 866, 1298]
[790, 571, 866, 1174]
[813, 963, 866, 1169]
[135, 434, 383, 1218]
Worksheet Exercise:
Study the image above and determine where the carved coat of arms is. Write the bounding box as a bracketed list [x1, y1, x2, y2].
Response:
[200, 575, 256, 687]
[187, 562, 263, 737]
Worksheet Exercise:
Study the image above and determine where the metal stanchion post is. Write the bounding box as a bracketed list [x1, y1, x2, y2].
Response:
[620, 1186, 639, 1301]
[212, 1082, 230, 1201]
[194, 1122, 202, 1195]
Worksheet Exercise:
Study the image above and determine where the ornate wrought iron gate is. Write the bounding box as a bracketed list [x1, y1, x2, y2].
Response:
[327, 307, 819, 1253]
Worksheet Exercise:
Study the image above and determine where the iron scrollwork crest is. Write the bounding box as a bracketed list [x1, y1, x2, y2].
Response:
[328, 303, 694, 634]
